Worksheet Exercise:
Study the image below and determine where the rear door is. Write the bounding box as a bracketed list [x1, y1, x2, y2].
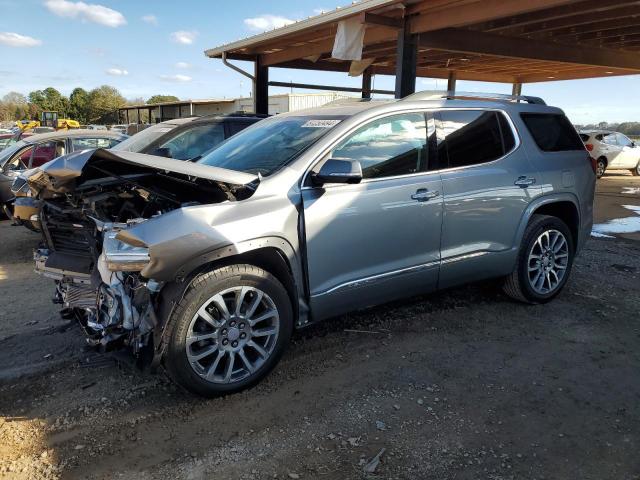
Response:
[436, 109, 541, 288]
[612, 133, 640, 168]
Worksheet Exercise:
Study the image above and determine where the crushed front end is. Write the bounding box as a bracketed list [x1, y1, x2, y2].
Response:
[29, 148, 258, 362]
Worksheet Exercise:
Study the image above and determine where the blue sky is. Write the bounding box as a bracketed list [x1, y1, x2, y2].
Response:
[1, 0, 639, 124]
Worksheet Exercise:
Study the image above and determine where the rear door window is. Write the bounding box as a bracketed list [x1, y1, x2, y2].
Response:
[437, 110, 514, 168]
[520, 113, 585, 152]
[157, 123, 225, 160]
[71, 137, 119, 150]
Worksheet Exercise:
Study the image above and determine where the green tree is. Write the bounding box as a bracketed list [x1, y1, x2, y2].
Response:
[69, 87, 90, 123]
[87, 85, 126, 123]
[28, 87, 69, 114]
[1, 92, 28, 121]
[146, 95, 179, 104]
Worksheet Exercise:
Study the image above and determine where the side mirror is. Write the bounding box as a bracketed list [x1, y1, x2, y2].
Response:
[312, 159, 362, 186]
[152, 147, 172, 158]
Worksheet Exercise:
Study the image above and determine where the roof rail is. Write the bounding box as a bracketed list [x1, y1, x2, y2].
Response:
[402, 90, 547, 105]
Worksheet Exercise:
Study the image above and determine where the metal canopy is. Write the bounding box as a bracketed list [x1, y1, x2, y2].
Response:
[205, 0, 640, 112]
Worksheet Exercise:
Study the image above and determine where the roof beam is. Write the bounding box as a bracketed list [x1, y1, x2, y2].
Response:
[358, 12, 404, 29]
[477, 0, 639, 31]
[408, 0, 576, 34]
[261, 27, 396, 66]
[418, 28, 640, 71]
[495, 3, 640, 36]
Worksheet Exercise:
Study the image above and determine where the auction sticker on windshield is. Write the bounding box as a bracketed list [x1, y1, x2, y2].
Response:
[301, 120, 341, 128]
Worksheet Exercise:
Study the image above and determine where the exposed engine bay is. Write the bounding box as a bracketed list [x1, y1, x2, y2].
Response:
[30, 149, 258, 360]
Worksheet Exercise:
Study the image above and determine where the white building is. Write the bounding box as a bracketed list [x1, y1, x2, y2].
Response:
[118, 92, 354, 123]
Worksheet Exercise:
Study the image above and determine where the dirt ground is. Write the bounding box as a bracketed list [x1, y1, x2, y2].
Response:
[1, 173, 639, 480]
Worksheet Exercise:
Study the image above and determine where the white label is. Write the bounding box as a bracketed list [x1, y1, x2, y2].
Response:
[301, 119, 341, 128]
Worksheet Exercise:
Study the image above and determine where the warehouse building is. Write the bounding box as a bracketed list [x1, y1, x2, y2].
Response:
[117, 92, 353, 123]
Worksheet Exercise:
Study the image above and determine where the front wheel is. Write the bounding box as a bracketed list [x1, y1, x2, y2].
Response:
[503, 215, 574, 304]
[632, 162, 640, 177]
[164, 264, 293, 397]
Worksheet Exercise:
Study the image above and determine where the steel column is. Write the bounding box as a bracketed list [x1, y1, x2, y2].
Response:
[394, 19, 418, 99]
[512, 82, 523, 96]
[362, 69, 372, 99]
[254, 55, 269, 115]
[447, 71, 457, 93]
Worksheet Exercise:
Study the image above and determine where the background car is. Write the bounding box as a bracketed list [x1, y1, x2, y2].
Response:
[1, 129, 127, 225]
[111, 113, 267, 160]
[579, 130, 640, 178]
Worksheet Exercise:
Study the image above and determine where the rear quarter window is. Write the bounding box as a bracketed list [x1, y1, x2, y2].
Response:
[520, 113, 585, 152]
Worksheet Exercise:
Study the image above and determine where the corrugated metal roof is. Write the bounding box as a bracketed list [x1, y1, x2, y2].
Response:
[204, 0, 401, 58]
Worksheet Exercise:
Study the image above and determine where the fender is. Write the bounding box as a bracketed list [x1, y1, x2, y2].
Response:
[514, 192, 581, 252]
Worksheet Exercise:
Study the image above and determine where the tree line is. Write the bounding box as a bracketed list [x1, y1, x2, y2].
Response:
[575, 121, 640, 137]
[0, 87, 179, 125]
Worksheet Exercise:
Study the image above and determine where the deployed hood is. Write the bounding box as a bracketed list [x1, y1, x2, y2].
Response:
[27, 148, 258, 194]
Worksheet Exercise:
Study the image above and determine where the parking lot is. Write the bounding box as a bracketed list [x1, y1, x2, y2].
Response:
[0, 173, 639, 480]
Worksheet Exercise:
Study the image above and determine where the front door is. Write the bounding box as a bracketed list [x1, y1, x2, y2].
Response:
[302, 112, 443, 321]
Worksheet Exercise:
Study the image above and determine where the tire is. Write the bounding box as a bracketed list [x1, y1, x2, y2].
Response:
[503, 214, 574, 304]
[596, 157, 607, 179]
[632, 162, 640, 176]
[164, 264, 293, 397]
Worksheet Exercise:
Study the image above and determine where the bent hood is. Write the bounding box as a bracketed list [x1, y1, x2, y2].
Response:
[26, 148, 258, 194]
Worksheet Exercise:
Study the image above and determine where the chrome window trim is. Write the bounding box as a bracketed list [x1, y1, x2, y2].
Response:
[300, 107, 521, 190]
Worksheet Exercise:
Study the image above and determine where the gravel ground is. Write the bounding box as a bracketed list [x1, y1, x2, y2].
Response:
[1, 174, 639, 480]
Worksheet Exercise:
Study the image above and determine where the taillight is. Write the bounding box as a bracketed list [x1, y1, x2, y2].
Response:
[585, 144, 594, 152]
[589, 156, 597, 175]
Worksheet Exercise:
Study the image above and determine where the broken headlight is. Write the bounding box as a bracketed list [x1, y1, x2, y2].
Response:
[10, 175, 30, 195]
[103, 229, 150, 272]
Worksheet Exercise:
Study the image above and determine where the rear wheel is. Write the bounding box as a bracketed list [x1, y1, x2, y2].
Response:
[503, 215, 574, 304]
[632, 162, 640, 176]
[596, 157, 607, 179]
[164, 264, 293, 397]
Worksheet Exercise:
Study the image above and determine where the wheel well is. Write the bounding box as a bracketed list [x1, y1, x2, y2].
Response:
[184, 247, 298, 315]
[533, 201, 579, 247]
[597, 156, 608, 165]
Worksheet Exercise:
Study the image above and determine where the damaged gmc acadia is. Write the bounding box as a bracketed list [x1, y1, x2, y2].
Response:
[27, 97, 594, 396]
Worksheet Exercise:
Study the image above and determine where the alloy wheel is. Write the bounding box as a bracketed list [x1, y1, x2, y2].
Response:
[527, 229, 570, 295]
[186, 286, 280, 384]
[597, 159, 606, 178]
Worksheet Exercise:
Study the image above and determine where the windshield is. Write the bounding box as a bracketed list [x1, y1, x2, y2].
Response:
[110, 124, 175, 152]
[197, 115, 345, 176]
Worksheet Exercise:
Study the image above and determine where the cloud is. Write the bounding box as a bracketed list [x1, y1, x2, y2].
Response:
[175, 62, 191, 69]
[160, 74, 192, 83]
[142, 14, 157, 26]
[106, 68, 128, 76]
[44, 0, 126, 28]
[170, 30, 197, 45]
[0, 32, 42, 47]
[244, 14, 295, 32]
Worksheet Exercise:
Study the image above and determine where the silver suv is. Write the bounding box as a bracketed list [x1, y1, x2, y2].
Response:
[28, 94, 595, 396]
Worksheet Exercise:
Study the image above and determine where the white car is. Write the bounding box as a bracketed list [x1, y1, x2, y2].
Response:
[580, 130, 640, 178]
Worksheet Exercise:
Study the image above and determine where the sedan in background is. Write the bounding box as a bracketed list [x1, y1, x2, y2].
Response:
[580, 130, 640, 178]
[1, 130, 127, 228]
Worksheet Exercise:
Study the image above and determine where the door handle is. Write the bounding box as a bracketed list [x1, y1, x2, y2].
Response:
[514, 176, 536, 187]
[411, 189, 440, 201]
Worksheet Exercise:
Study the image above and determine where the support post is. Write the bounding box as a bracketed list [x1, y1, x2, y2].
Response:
[362, 69, 372, 99]
[394, 19, 417, 99]
[512, 82, 522, 97]
[254, 55, 269, 115]
[447, 71, 457, 93]
[136, 108, 141, 124]
[125, 109, 129, 124]
[159, 106, 163, 122]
